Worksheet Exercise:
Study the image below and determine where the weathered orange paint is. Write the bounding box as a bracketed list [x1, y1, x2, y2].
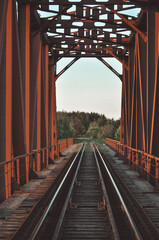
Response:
[130, 41, 137, 148]
[123, 66, 128, 145]
[110, 9, 147, 42]
[149, 13, 159, 155]
[37, 41, 42, 172]
[50, 58, 56, 160]
[104, 47, 129, 70]
[16, 159, 20, 185]
[45, 45, 49, 167]
[136, 34, 146, 152]
[53, 80, 58, 157]
[120, 82, 124, 144]
[25, 5, 30, 182]
[5, 0, 12, 199]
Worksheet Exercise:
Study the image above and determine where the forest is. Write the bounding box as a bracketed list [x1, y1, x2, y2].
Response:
[57, 111, 120, 141]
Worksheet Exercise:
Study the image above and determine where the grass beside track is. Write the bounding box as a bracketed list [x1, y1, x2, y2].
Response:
[74, 137, 106, 145]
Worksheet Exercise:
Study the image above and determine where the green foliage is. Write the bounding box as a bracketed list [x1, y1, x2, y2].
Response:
[100, 124, 115, 139]
[71, 118, 85, 136]
[86, 121, 100, 139]
[115, 126, 120, 141]
[74, 137, 106, 145]
[57, 114, 74, 139]
[57, 111, 120, 140]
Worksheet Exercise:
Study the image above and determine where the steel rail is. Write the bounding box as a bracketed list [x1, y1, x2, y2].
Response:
[94, 144, 143, 240]
[52, 143, 86, 240]
[29, 143, 85, 240]
[93, 144, 120, 240]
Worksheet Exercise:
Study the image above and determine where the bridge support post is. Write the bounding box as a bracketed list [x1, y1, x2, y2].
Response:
[18, 3, 31, 183]
[0, 0, 12, 201]
[50, 57, 58, 161]
[44, 44, 49, 168]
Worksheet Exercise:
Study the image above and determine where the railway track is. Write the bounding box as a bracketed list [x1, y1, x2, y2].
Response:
[12, 143, 159, 240]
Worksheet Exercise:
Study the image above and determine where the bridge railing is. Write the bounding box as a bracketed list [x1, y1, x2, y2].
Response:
[106, 138, 159, 189]
[0, 138, 73, 202]
[58, 138, 74, 153]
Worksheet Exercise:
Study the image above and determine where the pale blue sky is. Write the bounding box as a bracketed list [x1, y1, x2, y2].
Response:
[56, 58, 122, 119]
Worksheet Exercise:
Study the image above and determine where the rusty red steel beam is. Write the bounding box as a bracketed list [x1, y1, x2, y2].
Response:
[108, 8, 148, 42]
[18, 3, 31, 183]
[33, 6, 71, 36]
[103, 47, 129, 70]
[5, 0, 12, 199]
[0, 0, 8, 68]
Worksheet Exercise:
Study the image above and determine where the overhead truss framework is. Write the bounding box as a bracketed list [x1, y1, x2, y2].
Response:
[30, 0, 148, 61]
[0, 0, 159, 201]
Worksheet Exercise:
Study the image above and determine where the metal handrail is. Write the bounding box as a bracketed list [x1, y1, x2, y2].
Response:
[0, 138, 74, 167]
[0, 143, 59, 167]
[106, 138, 159, 161]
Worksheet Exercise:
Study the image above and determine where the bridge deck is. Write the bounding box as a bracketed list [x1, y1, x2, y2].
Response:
[0, 143, 159, 239]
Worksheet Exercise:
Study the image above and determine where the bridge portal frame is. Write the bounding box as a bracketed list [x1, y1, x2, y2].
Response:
[0, 0, 159, 201]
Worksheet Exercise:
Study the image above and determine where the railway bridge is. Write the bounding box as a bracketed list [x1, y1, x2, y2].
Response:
[0, 0, 159, 239]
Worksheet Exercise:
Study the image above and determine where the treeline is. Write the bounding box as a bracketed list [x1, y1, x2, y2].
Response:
[57, 111, 120, 141]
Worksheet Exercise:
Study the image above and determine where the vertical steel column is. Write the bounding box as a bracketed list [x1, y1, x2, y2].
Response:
[124, 61, 129, 145]
[45, 45, 49, 167]
[150, 12, 159, 156]
[137, 34, 147, 152]
[50, 57, 55, 160]
[128, 47, 134, 146]
[130, 39, 137, 149]
[0, 0, 13, 200]
[0, 0, 8, 68]
[5, 0, 12, 198]
[0, 1, 8, 203]
[120, 82, 124, 144]
[30, 33, 41, 170]
[135, 34, 143, 150]
[120, 59, 128, 145]
[37, 41, 42, 171]
[49, 56, 57, 160]
[41, 43, 48, 169]
[147, 7, 156, 153]
[18, 3, 30, 182]
[12, 0, 26, 186]
[53, 78, 58, 158]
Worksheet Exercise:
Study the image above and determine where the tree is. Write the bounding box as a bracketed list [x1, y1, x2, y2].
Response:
[100, 124, 115, 139]
[71, 118, 85, 136]
[57, 111, 120, 139]
[115, 126, 120, 141]
[97, 115, 107, 127]
[57, 114, 74, 139]
[86, 121, 100, 139]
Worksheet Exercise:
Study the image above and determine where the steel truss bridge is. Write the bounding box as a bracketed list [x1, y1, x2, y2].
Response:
[0, 0, 159, 202]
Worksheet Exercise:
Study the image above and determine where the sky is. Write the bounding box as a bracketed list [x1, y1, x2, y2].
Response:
[56, 57, 122, 119]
